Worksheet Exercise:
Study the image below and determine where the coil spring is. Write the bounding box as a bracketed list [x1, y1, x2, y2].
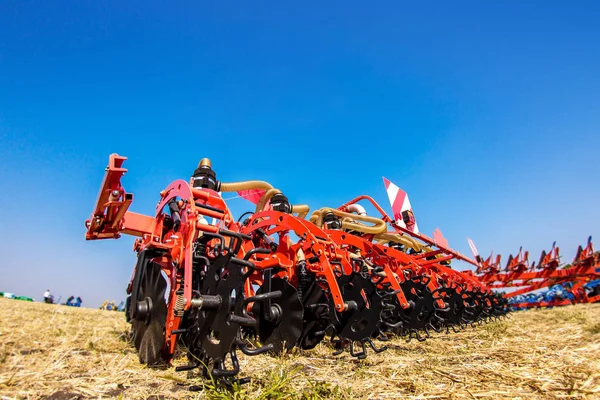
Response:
[298, 260, 309, 303]
[193, 241, 207, 259]
[174, 294, 185, 317]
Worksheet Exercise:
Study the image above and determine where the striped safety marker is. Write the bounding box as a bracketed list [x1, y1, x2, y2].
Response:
[383, 177, 419, 234]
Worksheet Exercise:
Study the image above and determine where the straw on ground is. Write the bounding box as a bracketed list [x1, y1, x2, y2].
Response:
[0, 298, 599, 399]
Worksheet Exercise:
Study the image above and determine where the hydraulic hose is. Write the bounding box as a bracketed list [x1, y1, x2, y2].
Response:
[254, 188, 309, 219]
[218, 180, 309, 219]
[255, 188, 281, 213]
[345, 203, 367, 216]
[310, 207, 387, 235]
[220, 181, 274, 192]
[374, 233, 423, 252]
[291, 204, 310, 219]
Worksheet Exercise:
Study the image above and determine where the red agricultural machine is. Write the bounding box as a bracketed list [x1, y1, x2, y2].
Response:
[84, 154, 507, 382]
[469, 237, 600, 310]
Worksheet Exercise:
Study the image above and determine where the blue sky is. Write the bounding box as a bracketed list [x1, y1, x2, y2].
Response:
[1, 1, 599, 306]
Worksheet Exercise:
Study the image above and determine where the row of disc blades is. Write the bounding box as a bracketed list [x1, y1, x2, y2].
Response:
[128, 254, 509, 378]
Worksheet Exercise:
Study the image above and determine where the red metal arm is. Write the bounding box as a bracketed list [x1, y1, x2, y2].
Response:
[338, 195, 480, 268]
[85, 153, 154, 240]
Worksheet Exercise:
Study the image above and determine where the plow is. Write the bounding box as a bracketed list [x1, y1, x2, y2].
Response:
[469, 237, 600, 310]
[84, 154, 509, 382]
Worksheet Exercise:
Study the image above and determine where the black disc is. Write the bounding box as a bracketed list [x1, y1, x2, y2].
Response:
[194, 251, 246, 375]
[435, 286, 467, 327]
[298, 282, 330, 350]
[392, 278, 437, 335]
[253, 278, 304, 354]
[333, 272, 382, 342]
[178, 238, 249, 379]
[479, 292, 495, 320]
[139, 320, 164, 365]
[133, 260, 168, 365]
[132, 319, 147, 350]
[462, 290, 485, 323]
[490, 292, 509, 316]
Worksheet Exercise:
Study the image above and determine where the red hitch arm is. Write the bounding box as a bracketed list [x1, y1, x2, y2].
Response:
[85, 153, 153, 240]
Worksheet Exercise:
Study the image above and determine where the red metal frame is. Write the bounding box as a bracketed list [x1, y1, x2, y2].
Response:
[84, 153, 508, 372]
[474, 238, 600, 308]
[333, 196, 494, 311]
[85, 155, 249, 359]
[339, 196, 481, 268]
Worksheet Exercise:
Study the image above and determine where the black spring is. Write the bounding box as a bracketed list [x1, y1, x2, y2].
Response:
[297, 260, 309, 303]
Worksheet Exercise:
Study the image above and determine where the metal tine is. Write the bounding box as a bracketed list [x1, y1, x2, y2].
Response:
[428, 320, 443, 333]
[235, 338, 274, 356]
[365, 337, 387, 353]
[349, 341, 367, 360]
[381, 289, 402, 298]
[383, 319, 403, 329]
[331, 339, 345, 357]
[375, 329, 390, 342]
[212, 351, 240, 378]
[175, 362, 200, 372]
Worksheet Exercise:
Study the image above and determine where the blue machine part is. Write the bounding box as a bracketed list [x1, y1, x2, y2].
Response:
[508, 281, 577, 310]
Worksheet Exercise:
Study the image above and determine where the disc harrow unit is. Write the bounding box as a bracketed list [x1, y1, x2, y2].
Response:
[84, 154, 507, 382]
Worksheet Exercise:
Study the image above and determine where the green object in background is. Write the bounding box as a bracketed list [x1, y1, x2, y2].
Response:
[0, 292, 33, 301]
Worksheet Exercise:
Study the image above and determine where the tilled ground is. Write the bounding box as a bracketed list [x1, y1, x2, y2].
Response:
[0, 298, 599, 399]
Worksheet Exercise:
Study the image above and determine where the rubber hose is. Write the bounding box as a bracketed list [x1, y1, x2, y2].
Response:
[255, 188, 282, 213]
[345, 203, 367, 216]
[220, 180, 309, 218]
[292, 204, 310, 219]
[254, 188, 310, 219]
[220, 180, 274, 192]
[374, 233, 423, 252]
[310, 207, 387, 235]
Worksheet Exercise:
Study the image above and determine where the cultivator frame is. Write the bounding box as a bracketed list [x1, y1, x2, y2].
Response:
[85, 154, 507, 381]
[471, 237, 600, 310]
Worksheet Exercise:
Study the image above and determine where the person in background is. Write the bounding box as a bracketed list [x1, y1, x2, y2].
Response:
[43, 289, 53, 304]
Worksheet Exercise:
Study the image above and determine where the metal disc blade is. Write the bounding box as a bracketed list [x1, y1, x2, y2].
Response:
[254, 277, 304, 354]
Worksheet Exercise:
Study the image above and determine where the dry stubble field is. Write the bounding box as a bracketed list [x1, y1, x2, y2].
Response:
[1, 297, 599, 400]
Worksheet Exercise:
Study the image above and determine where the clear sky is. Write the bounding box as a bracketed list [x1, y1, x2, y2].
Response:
[1, 1, 599, 307]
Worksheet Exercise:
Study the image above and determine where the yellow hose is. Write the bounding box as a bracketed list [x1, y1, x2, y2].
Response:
[217, 180, 308, 218]
[220, 180, 274, 192]
[292, 204, 310, 219]
[198, 159, 274, 193]
[310, 208, 387, 235]
[254, 188, 310, 219]
[374, 233, 423, 252]
[255, 188, 282, 213]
